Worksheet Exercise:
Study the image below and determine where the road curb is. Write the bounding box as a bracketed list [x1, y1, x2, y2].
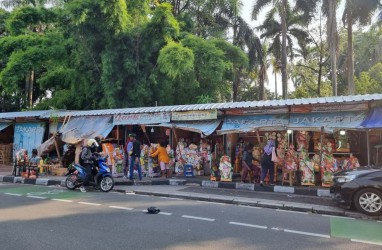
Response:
[0, 174, 332, 197]
[128, 190, 350, 218]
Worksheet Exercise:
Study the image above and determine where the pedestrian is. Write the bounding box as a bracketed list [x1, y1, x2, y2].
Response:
[241, 144, 260, 183]
[123, 135, 133, 179]
[150, 141, 170, 178]
[128, 133, 142, 181]
[260, 139, 275, 186]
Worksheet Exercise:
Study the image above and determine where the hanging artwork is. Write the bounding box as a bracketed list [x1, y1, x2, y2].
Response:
[299, 148, 315, 185]
[219, 155, 233, 182]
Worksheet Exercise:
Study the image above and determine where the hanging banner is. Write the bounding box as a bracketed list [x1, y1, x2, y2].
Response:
[218, 114, 289, 134]
[172, 110, 217, 121]
[291, 103, 368, 113]
[113, 112, 170, 125]
[13, 122, 45, 157]
[289, 111, 367, 128]
[225, 107, 288, 115]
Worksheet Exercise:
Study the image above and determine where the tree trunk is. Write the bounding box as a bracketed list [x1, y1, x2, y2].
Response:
[347, 7, 355, 95]
[328, 0, 338, 96]
[232, 69, 241, 102]
[274, 71, 278, 99]
[280, 0, 288, 99]
[29, 70, 34, 108]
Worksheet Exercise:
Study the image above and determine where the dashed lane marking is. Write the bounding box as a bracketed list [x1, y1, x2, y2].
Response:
[238, 205, 261, 209]
[181, 215, 215, 222]
[4, 193, 22, 196]
[229, 222, 267, 229]
[284, 229, 330, 238]
[159, 212, 172, 216]
[276, 209, 308, 215]
[26, 196, 47, 199]
[78, 202, 102, 206]
[52, 199, 73, 203]
[322, 215, 355, 220]
[158, 197, 183, 201]
[109, 206, 134, 210]
[351, 239, 382, 246]
[196, 201, 226, 205]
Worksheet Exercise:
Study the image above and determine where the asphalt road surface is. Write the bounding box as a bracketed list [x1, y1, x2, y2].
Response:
[1, 183, 381, 250]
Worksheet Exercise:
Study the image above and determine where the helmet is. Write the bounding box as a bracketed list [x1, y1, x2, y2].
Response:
[87, 139, 99, 148]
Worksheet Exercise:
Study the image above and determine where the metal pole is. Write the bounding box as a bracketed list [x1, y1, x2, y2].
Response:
[367, 129, 370, 166]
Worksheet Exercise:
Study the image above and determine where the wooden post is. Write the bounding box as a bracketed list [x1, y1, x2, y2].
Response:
[366, 129, 370, 166]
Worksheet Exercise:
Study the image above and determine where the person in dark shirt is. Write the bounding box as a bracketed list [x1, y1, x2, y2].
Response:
[128, 133, 142, 181]
[241, 144, 260, 183]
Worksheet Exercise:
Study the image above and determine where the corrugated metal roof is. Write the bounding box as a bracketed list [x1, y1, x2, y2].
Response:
[10, 93, 382, 119]
[0, 110, 52, 119]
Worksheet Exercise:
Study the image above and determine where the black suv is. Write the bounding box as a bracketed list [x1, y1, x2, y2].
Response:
[331, 167, 382, 216]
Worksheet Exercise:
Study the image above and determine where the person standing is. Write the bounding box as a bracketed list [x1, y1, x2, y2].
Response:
[123, 136, 133, 179]
[128, 133, 142, 181]
[150, 141, 170, 178]
[260, 139, 275, 186]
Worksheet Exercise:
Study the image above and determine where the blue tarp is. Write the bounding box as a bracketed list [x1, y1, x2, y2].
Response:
[0, 122, 11, 132]
[361, 106, 382, 128]
[218, 114, 289, 134]
[13, 123, 46, 157]
[289, 111, 367, 129]
[59, 116, 114, 144]
[160, 120, 221, 137]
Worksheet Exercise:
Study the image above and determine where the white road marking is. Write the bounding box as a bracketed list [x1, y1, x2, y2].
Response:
[351, 239, 382, 246]
[196, 201, 225, 205]
[26, 196, 47, 199]
[182, 215, 215, 222]
[377, 221, 382, 223]
[109, 206, 134, 210]
[78, 202, 102, 206]
[159, 197, 183, 201]
[229, 222, 267, 229]
[142, 210, 148, 213]
[238, 205, 261, 209]
[125, 193, 136, 195]
[5, 193, 23, 196]
[271, 227, 283, 231]
[52, 199, 73, 203]
[276, 209, 308, 215]
[159, 212, 172, 216]
[322, 215, 354, 220]
[284, 229, 330, 238]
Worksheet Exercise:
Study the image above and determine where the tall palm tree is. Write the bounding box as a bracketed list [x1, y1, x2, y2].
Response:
[215, 0, 263, 101]
[256, 3, 310, 97]
[342, 0, 381, 95]
[326, 0, 339, 96]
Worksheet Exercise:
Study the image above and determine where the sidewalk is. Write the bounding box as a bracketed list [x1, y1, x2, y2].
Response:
[1, 169, 380, 220]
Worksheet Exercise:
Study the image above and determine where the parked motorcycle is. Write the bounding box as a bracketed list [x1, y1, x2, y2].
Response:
[65, 155, 114, 192]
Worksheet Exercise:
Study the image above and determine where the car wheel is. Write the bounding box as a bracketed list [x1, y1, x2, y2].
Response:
[354, 188, 382, 216]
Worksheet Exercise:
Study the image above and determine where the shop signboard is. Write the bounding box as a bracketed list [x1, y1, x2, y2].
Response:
[219, 114, 289, 134]
[113, 112, 170, 125]
[291, 103, 368, 113]
[13, 122, 45, 157]
[289, 111, 367, 128]
[171, 110, 217, 121]
[225, 107, 288, 115]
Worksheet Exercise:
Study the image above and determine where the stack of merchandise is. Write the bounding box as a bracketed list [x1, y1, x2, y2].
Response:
[112, 147, 124, 177]
[184, 143, 202, 175]
[299, 147, 315, 186]
[319, 142, 338, 187]
[148, 144, 161, 177]
[175, 140, 187, 174]
[140, 144, 150, 176]
[199, 141, 211, 175]
[219, 155, 233, 182]
[166, 145, 175, 173]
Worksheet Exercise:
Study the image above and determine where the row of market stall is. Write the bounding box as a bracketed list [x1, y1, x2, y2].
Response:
[1, 94, 382, 187]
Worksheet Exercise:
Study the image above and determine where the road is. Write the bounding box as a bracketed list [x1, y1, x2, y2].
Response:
[0, 183, 381, 250]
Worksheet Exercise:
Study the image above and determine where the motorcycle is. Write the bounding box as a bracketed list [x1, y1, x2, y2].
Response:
[65, 155, 114, 192]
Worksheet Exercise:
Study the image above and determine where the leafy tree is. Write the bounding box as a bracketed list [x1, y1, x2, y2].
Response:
[355, 62, 382, 94]
[342, 0, 381, 95]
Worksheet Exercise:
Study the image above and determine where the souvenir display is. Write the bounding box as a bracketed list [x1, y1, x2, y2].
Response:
[219, 155, 233, 182]
[319, 142, 338, 187]
[140, 144, 150, 176]
[342, 154, 360, 170]
[148, 144, 161, 177]
[299, 148, 315, 185]
[112, 147, 124, 177]
[296, 131, 309, 152]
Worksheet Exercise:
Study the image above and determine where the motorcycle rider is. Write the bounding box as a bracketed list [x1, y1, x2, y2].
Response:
[79, 138, 99, 192]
